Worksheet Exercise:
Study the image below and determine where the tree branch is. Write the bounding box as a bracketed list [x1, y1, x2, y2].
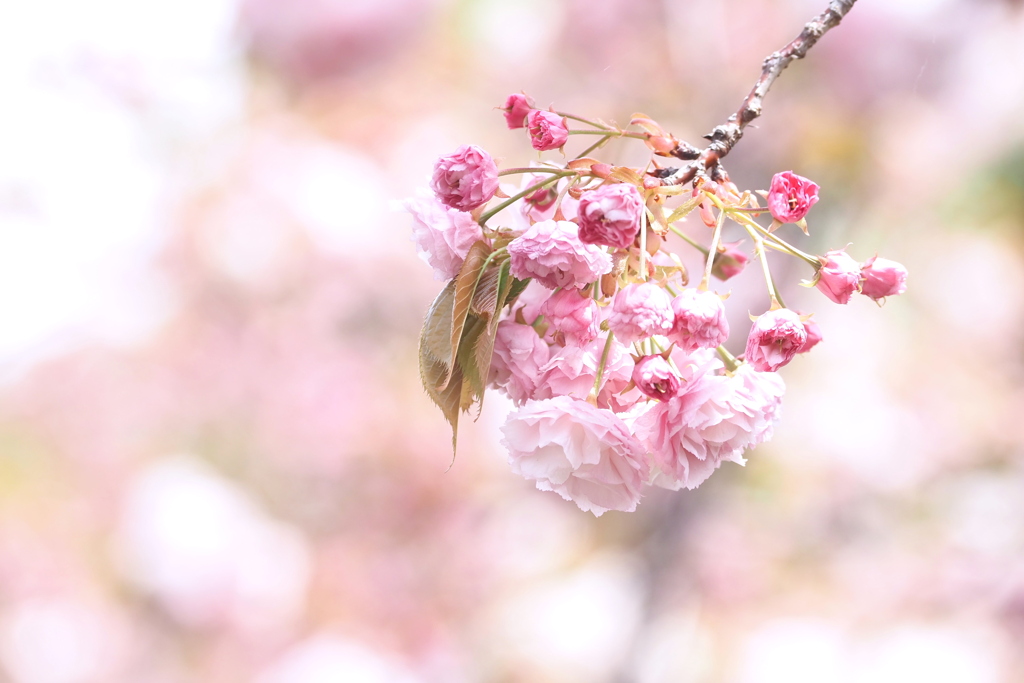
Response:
[659, 0, 858, 186]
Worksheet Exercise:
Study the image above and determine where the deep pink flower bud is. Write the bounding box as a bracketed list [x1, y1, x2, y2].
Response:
[744, 308, 807, 372]
[541, 288, 600, 346]
[527, 110, 569, 152]
[815, 249, 862, 304]
[507, 219, 612, 290]
[798, 317, 822, 354]
[668, 289, 729, 352]
[501, 93, 534, 129]
[607, 282, 674, 344]
[767, 171, 820, 223]
[632, 355, 681, 401]
[577, 184, 644, 249]
[711, 241, 750, 280]
[430, 144, 499, 212]
[859, 256, 908, 301]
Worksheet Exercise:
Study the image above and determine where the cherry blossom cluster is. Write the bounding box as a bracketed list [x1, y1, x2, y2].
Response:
[403, 93, 907, 516]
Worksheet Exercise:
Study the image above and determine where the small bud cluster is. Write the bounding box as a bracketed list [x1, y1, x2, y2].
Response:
[405, 95, 907, 516]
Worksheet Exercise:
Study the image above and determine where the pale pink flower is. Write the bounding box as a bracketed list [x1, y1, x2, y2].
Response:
[577, 184, 644, 249]
[402, 195, 484, 280]
[634, 374, 739, 490]
[507, 219, 612, 290]
[767, 171, 820, 223]
[744, 308, 807, 372]
[634, 364, 784, 491]
[798, 317, 823, 353]
[632, 355, 680, 401]
[535, 336, 638, 412]
[729, 364, 785, 448]
[712, 241, 750, 280]
[489, 320, 550, 405]
[501, 93, 534, 129]
[500, 396, 650, 515]
[540, 288, 599, 346]
[816, 249, 862, 304]
[430, 145, 499, 212]
[607, 282, 674, 344]
[668, 289, 729, 351]
[527, 110, 569, 152]
[860, 256, 908, 301]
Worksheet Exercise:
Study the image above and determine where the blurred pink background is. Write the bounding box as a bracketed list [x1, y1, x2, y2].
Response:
[2, 0, 1024, 681]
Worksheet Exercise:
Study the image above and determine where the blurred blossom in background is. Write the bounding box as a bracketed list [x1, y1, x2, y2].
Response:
[1, 0, 1024, 681]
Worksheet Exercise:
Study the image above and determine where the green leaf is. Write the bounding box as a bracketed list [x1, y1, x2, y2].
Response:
[470, 263, 502, 319]
[666, 194, 704, 224]
[456, 314, 489, 412]
[418, 280, 462, 453]
[441, 241, 492, 391]
[505, 276, 530, 305]
[468, 260, 517, 417]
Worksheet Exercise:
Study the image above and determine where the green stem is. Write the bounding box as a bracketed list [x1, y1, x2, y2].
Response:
[497, 167, 567, 177]
[728, 210, 818, 266]
[744, 224, 784, 308]
[552, 111, 613, 130]
[567, 129, 648, 140]
[716, 346, 740, 372]
[639, 208, 648, 281]
[479, 172, 573, 225]
[668, 225, 709, 256]
[701, 204, 726, 291]
[574, 134, 612, 160]
[590, 331, 616, 403]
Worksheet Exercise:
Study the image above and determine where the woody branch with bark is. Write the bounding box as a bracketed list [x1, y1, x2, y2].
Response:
[656, 0, 859, 187]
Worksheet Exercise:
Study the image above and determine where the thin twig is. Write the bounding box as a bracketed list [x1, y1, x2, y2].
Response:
[661, 0, 857, 186]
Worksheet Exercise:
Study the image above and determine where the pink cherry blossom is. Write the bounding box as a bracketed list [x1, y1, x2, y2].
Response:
[540, 288, 600, 346]
[500, 396, 650, 515]
[430, 145, 499, 212]
[535, 336, 638, 413]
[668, 289, 729, 352]
[860, 256, 908, 301]
[577, 183, 644, 249]
[767, 171, 820, 223]
[501, 93, 534, 129]
[815, 249, 862, 304]
[632, 355, 680, 401]
[744, 308, 807, 372]
[489, 320, 550, 405]
[402, 195, 484, 280]
[798, 317, 823, 353]
[607, 282, 674, 344]
[634, 363, 785, 491]
[633, 374, 739, 490]
[729, 364, 786, 448]
[711, 241, 750, 280]
[527, 110, 569, 152]
[507, 219, 612, 290]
